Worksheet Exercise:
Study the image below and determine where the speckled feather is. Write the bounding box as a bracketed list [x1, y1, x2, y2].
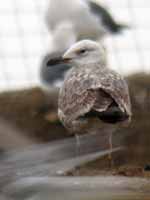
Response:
[58, 62, 131, 132]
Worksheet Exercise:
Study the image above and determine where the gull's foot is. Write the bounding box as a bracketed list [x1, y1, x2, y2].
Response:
[108, 153, 114, 169]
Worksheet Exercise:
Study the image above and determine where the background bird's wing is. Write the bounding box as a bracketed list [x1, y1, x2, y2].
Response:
[88, 0, 127, 33]
[40, 52, 71, 86]
[88, 1, 118, 29]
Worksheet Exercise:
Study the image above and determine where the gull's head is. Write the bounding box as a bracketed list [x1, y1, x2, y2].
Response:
[63, 40, 106, 66]
[46, 40, 106, 68]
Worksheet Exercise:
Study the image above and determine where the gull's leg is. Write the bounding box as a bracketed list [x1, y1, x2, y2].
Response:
[75, 134, 81, 156]
[108, 131, 114, 168]
[75, 134, 81, 175]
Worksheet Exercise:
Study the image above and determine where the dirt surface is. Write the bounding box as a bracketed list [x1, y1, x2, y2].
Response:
[0, 73, 150, 177]
[0, 87, 68, 142]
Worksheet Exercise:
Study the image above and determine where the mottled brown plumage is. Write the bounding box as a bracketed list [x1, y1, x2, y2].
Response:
[57, 40, 132, 134]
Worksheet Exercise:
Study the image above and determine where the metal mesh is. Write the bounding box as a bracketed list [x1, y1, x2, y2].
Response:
[0, 0, 149, 91]
[105, 0, 150, 74]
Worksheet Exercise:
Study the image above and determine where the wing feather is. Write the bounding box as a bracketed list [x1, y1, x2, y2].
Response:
[58, 65, 131, 127]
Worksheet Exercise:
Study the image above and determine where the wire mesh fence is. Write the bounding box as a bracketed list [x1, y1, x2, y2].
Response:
[0, 0, 149, 91]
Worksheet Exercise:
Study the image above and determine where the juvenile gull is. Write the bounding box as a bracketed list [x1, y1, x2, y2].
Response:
[46, 0, 129, 40]
[47, 40, 132, 157]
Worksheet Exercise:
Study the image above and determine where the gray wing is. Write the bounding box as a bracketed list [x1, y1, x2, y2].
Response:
[88, 1, 128, 33]
[45, 0, 105, 40]
[40, 52, 71, 87]
[58, 67, 131, 126]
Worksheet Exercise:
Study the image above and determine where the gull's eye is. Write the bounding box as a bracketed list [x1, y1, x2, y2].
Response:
[77, 49, 87, 55]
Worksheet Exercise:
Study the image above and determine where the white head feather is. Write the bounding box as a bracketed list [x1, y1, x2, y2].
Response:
[63, 40, 107, 66]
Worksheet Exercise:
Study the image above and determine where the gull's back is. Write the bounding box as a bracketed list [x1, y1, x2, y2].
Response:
[59, 63, 131, 130]
[46, 0, 104, 40]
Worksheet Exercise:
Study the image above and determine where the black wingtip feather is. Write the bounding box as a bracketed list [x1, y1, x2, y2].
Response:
[82, 105, 129, 124]
[88, 0, 129, 34]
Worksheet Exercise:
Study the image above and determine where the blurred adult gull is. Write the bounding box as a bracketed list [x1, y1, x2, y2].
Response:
[46, 0, 128, 40]
[47, 40, 132, 158]
[40, 21, 75, 88]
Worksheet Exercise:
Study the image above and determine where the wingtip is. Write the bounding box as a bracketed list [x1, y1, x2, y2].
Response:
[117, 23, 131, 32]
